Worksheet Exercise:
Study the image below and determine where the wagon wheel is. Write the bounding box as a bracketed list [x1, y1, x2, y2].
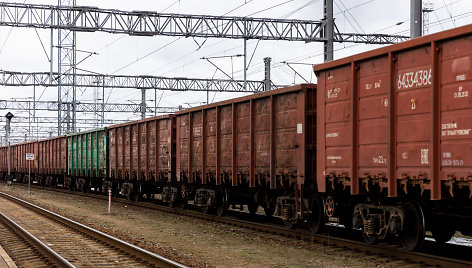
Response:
[133, 184, 142, 202]
[201, 206, 211, 214]
[308, 196, 325, 234]
[283, 220, 297, 230]
[69, 180, 76, 192]
[399, 201, 425, 251]
[263, 205, 275, 217]
[176, 184, 188, 210]
[80, 182, 87, 193]
[112, 183, 119, 197]
[431, 216, 455, 243]
[247, 202, 259, 214]
[216, 187, 228, 217]
[362, 232, 377, 245]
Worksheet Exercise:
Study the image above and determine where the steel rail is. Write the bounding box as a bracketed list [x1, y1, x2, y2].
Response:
[0, 191, 186, 268]
[6, 183, 472, 268]
[0, 210, 75, 268]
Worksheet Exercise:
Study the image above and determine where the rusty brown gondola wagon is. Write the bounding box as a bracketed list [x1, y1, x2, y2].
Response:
[314, 24, 472, 250]
[174, 84, 317, 221]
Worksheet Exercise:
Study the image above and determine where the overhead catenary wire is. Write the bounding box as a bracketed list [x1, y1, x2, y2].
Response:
[335, 0, 366, 34]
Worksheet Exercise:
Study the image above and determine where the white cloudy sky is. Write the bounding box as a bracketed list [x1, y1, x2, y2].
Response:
[0, 0, 471, 140]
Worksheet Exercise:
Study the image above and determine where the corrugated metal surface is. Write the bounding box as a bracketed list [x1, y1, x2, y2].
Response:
[108, 115, 174, 182]
[0, 146, 7, 173]
[16, 141, 38, 174]
[314, 24, 472, 200]
[175, 84, 316, 188]
[0, 145, 18, 175]
[67, 128, 107, 178]
[38, 136, 67, 175]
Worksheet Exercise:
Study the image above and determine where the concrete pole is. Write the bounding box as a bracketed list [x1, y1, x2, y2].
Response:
[154, 88, 157, 116]
[324, 0, 334, 62]
[33, 83, 36, 139]
[101, 83, 105, 127]
[243, 39, 247, 91]
[50, 28, 53, 83]
[5, 112, 13, 184]
[264, 57, 271, 91]
[7, 120, 10, 177]
[411, 0, 422, 38]
[141, 88, 146, 119]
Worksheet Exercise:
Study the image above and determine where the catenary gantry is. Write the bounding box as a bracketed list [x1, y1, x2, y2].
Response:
[0, 71, 267, 92]
[0, 2, 409, 44]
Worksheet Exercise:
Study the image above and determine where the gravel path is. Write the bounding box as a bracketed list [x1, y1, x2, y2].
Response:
[0, 184, 409, 268]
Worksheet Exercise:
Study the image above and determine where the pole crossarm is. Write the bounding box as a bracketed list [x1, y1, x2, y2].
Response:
[0, 2, 408, 44]
[334, 32, 410, 44]
[0, 70, 266, 92]
[0, 99, 179, 113]
[0, 116, 128, 125]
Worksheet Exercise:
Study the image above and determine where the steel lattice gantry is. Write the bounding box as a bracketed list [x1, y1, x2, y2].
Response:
[0, 2, 409, 44]
[0, 71, 267, 92]
[57, 0, 76, 135]
[0, 99, 179, 114]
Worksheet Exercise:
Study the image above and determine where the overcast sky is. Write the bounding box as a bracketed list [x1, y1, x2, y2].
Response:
[0, 0, 471, 140]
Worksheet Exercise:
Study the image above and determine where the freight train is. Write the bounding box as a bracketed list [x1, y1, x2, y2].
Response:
[2, 25, 472, 251]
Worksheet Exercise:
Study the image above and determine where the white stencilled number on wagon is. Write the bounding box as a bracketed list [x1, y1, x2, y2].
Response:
[375, 80, 382, 88]
[454, 86, 469, 99]
[383, 98, 389, 107]
[365, 80, 381, 91]
[421, 149, 429, 165]
[373, 155, 387, 164]
[327, 87, 340, 99]
[397, 68, 431, 89]
[442, 153, 464, 166]
[456, 74, 466, 81]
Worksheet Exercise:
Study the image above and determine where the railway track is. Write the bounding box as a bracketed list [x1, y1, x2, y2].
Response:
[5, 183, 472, 268]
[0, 191, 185, 268]
[0, 214, 52, 268]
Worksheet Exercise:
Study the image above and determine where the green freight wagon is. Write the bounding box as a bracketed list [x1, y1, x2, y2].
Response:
[67, 128, 108, 192]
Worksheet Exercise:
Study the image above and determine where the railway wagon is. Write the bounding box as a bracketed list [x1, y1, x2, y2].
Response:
[15, 141, 39, 184]
[0, 146, 7, 179]
[314, 24, 472, 250]
[0, 145, 17, 180]
[37, 135, 67, 187]
[174, 84, 317, 222]
[107, 115, 175, 200]
[67, 128, 108, 193]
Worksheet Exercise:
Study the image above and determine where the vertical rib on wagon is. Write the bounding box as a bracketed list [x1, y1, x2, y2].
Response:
[431, 41, 441, 200]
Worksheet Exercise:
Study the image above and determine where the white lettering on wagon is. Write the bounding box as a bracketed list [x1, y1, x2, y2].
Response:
[442, 159, 464, 166]
[326, 132, 339, 138]
[421, 149, 429, 165]
[442, 152, 464, 166]
[442, 123, 457, 129]
[397, 68, 432, 90]
[327, 87, 340, 99]
[372, 155, 387, 164]
[327, 155, 342, 164]
[456, 74, 466, 81]
[365, 80, 382, 91]
[441, 122, 471, 137]
[454, 86, 469, 99]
